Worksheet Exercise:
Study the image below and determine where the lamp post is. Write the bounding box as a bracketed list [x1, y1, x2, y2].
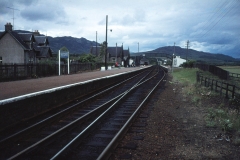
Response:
[105, 15, 108, 70]
[105, 15, 112, 70]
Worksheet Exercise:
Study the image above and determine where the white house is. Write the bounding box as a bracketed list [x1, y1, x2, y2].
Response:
[173, 56, 186, 67]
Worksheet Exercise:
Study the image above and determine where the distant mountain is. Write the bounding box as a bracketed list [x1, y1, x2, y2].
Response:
[13, 30, 238, 61]
[14, 30, 98, 54]
[132, 46, 237, 62]
[48, 36, 99, 54]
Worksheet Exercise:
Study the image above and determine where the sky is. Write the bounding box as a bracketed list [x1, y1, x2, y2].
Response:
[0, 0, 240, 58]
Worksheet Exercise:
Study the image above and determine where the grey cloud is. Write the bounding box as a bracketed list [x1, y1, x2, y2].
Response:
[16, 0, 37, 6]
[110, 9, 146, 26]
[120, 15, 136, 25]
[20, 3, 66, 21]
[0, 0, 13, 14]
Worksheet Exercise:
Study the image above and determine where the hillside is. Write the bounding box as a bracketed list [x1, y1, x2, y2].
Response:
[13, 30, 238, 62]
[14, 30, 98, 54]
[132, 46, 237, 63]
[48, 36, 99, 54]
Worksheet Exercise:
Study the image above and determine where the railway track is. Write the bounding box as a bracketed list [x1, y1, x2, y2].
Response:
[0, 65, 166, 160]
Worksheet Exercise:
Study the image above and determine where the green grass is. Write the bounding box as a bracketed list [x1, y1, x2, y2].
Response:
[172, 68, 199, 85]
[218, 66, 240, 74]
[171, 67, 240, 134]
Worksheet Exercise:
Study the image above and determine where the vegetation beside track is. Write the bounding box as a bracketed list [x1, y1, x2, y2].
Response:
[171, 67, 240, 145]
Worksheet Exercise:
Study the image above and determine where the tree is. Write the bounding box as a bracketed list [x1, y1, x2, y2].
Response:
[77, 53, 97, 63]
[99, 41, 107, 57]
[180, 60, 196, 68]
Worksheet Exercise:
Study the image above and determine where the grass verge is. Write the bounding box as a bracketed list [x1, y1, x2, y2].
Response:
[171, 67, 240, 144]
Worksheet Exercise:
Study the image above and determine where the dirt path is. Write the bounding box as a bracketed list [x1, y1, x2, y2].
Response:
[113, 74, 240, 159]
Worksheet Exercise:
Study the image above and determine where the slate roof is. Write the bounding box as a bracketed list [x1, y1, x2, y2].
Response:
[8, 31, 31, 50]
[90, 46, 102, 56]
[35, 36, 49, 45]
[0, 32, 4, 37]
[123, 49, 130, 56]
[123, 49, 130, 60]
[90, 46, 128, 59]
[35, 46, 53, 58]
[18, 33, 34, 42]
[108, 46, 123, 57]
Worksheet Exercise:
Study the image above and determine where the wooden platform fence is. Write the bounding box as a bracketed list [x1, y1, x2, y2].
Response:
[196, 71, 240, 99]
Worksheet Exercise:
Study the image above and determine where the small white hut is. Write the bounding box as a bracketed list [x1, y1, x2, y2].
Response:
[173, 56, 186, 67]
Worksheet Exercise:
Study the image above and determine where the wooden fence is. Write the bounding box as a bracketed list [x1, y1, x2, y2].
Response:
[196, 71, 240, 99]
[229, 72, 240, 81]
[196, 64, 229, 80]
[0, 62, 107, 82]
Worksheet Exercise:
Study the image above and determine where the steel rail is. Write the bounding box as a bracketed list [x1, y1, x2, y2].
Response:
[6, 67, 155, 160]
[50, 66, 159, 159]
[0, 69, 145, 144]
[97, 67, 166, 159]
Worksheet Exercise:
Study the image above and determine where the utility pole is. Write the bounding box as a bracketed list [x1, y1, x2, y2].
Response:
[7, 7, 19, 30]
[96, 31, 98, 56]
[186, 40, 189, 61]
[105, 15, 108, 70]
[174, 42, 175, 54]
[172, 42, 175, 72]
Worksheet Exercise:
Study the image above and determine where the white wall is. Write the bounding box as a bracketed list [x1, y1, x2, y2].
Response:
[173, 56, 186, 67]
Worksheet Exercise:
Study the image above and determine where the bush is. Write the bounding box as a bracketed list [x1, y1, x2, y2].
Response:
[180, 60, 196, 68]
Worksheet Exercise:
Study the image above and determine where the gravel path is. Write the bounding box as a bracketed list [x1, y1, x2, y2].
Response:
[113, 73, 240, 159]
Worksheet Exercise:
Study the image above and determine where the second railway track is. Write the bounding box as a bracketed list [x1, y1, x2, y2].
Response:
[0, 65, 167, 160]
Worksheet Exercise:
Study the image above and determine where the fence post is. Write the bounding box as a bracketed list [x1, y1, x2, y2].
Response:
[226, 83, 229, 98]
[232, 85, 235, 99]
[227, 71, 229, 81]
[211, 79, 213, 90]
[220, 81, 223, 96]
[215, 80, 218, 92]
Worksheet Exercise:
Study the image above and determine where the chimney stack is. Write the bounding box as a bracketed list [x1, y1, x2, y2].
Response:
[5, 22, 13, 31]
[33, 30, 40, 36]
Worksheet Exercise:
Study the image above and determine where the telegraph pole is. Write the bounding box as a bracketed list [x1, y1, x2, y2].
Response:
[186, 40, 189, 61]
[174, 42, 175, 54]
[96, 31, 98, 56]
[105, 15, 108, 70]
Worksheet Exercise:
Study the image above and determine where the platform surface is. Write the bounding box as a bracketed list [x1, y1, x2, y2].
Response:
[0, 67, 144, 101]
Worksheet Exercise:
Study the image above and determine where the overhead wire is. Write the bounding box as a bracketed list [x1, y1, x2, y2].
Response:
[197, 0, 238, 39]
[197, 0, 229, 36]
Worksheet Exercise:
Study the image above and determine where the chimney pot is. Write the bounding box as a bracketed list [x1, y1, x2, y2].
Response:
[5, 22, 12, 31]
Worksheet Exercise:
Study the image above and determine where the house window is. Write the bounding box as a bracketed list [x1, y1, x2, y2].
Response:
[0, 57, 2, 64]
[112, 58, 115, 62]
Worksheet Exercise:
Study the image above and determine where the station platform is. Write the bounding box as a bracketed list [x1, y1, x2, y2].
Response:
[0, 67, 145, 102]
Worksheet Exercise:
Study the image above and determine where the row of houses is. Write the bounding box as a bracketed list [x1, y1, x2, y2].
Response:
[0, 23, 52, 64]
[90, 45, 131, 67]
[0, 23, 132, 66]
[0, 23, 185, 67]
